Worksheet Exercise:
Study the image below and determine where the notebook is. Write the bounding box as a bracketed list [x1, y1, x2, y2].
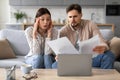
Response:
[57, 54, 92, 76]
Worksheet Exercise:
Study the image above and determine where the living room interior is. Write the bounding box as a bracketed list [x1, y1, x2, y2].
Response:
[0, 0, 120, 79]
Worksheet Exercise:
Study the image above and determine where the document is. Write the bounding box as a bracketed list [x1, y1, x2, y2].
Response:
[78, 35, 100, 54]
[47, 37, 79, 54]
[47, 35, 100, 55]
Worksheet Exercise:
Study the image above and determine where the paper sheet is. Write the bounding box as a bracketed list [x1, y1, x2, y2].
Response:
[47, 37, 79, 54]
[47, 35, 100, 55]
[78, 35, 100, 54]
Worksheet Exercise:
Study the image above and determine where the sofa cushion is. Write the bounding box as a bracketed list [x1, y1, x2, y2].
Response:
[0, 29, 29, 56]
[0, 56, 25, 68]
[100, 29, 114, 41]
[0, 38, 16, 59]
[109, 37, 120, 58]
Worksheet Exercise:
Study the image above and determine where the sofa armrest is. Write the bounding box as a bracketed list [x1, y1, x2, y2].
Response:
[114, 61, 120, 73]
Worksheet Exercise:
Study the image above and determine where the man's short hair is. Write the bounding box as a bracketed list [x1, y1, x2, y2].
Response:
[66, 4, 82, 14]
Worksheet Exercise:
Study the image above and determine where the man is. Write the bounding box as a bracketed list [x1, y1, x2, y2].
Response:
[52, 4, 115, 69]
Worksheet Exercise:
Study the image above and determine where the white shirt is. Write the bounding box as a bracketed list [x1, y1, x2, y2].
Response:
[25, 27, 58, 58]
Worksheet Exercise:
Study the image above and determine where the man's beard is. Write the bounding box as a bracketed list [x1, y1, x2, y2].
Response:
[71, 23, 78, 27]
[71, 23, 79, 30]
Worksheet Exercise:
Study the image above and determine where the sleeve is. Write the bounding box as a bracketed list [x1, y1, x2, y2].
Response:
[25, 27, 41, 55]
[44, 28, 58, 55]
[59, 25, 68, 38]
[90, 21, 109, 50]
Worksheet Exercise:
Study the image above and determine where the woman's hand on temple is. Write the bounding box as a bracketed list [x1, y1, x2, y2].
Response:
[47, 20, 53, 38]
[33, 18, 39, 39]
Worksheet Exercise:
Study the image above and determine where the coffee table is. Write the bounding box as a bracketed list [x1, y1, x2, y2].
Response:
[0, 68, 120, 80]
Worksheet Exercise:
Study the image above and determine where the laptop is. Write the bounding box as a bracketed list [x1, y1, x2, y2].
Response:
[57, 54, 92, 76]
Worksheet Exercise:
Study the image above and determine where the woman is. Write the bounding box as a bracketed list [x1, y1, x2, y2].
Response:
[25, 8, 58, 69]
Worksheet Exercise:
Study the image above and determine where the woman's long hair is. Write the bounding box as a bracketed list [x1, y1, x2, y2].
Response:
[34, 8, 51, 22]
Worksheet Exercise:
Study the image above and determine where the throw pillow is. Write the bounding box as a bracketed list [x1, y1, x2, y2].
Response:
[0, 38, 16, 59]
[109, 37, 120, 59]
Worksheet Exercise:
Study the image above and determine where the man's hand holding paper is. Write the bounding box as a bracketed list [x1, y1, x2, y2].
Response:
[78, 35, 101, 54]
[93, 45, 107, 54]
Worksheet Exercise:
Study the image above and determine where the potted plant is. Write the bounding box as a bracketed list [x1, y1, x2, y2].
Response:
[14, 10, 26, 23]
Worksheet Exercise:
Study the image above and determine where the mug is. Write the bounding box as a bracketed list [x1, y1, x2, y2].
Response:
[21, 64, 32, 74]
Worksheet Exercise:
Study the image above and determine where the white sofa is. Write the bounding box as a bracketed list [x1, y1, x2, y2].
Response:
[0, 29, 29, 68]
[0, 29, 120, 72]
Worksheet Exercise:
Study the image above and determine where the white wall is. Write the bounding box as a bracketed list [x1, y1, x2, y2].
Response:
[10, 6, 67, 24]
[0, 2, 106, 29]
[10, 6, 105, 24]
[0, 0, 10, 29]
